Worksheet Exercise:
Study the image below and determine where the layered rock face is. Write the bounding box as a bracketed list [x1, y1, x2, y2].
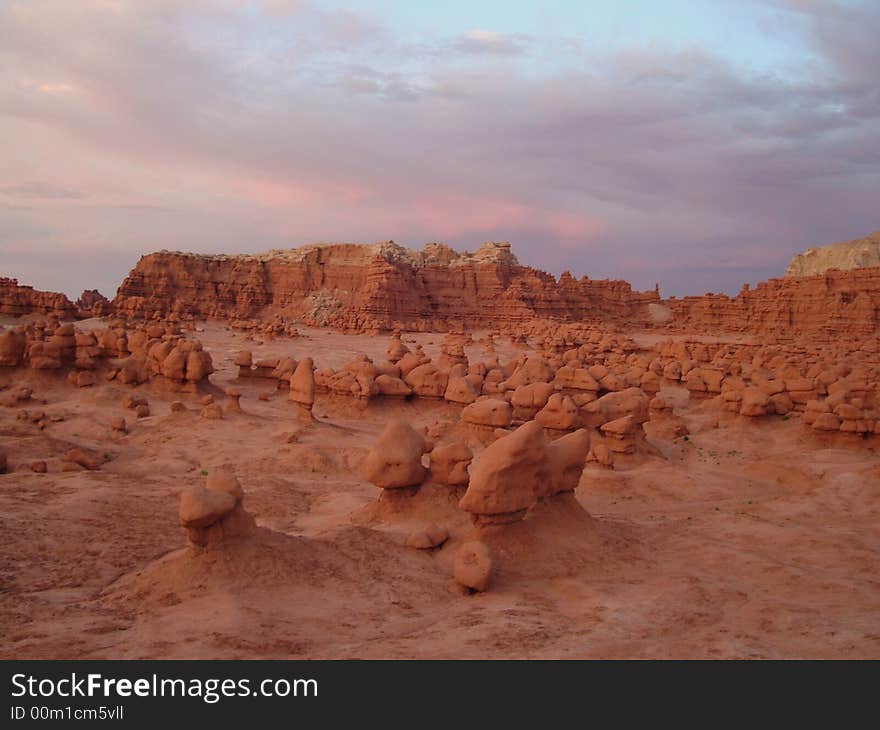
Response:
[665, 267, 880, 337]
[112, 241, 659, 331]
[0, 278, 76, 318]
[785, 231, 880, 277]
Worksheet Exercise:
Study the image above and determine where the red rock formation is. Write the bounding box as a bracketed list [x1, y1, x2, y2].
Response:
[75, 289, 111, 316]
[0, 277, 76, 318]
[664, 267, 880, 337]
[112, 241, 659, 331]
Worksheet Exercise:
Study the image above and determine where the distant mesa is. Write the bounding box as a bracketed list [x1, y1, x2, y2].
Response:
[785, 230, 880, 278]
[110, 240, 659, 332]
[4, 232, 880, 337]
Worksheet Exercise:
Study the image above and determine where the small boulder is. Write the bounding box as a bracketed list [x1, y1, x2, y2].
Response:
[406, 524, 449, 549]
[453, 541, 493, 592]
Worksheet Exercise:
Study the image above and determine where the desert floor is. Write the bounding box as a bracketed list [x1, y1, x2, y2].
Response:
[1, 322, 878, 659]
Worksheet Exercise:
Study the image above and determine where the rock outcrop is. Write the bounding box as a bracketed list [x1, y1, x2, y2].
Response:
[76, 289, 111, 315]
[0, 278, 76, 318]
[112, 241, 659, 331]
[664, 267, 880, 337]
[785, 231, 880, 278]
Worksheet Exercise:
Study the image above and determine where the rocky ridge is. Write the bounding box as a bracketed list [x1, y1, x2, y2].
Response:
[111, 240, 659, 331]
[0, 278, 76, 318]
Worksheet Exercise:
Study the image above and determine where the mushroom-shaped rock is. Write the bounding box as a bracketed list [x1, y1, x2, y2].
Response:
[535, 393, 580, 430]
[459, 420, 547, 523]
[179, 469, 255, 547]
[362, 420, 429, 488]
[344, 354, 379, 398]
[397, 350, 430, 377]
[429, 441, 473, 486]
[600, 415, 639, 453]
[444, 376, 479, 405]
[224, 387, 242, 413]
[404, 363, 449, 398]
[179, 487, 236, 530]
[453, 541, 493, 592]
[553, 366, 600, 392]
[582, 387, 650, 427]
[510, 382, 555, 412]
[375, 373, 412, 396]
[160, 347, 187, 381]
[289, 357, 315, 413]
[542, 428, 591, 497]
[206, 467, 245, 502]
[185, 348, 214, 383]
[386, 334, 410, 363]
[461, 398, 513, 428]
[501, 357, 554, 389]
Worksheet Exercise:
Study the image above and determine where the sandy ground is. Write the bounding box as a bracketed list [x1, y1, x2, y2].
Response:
[1, 322, 878, 659]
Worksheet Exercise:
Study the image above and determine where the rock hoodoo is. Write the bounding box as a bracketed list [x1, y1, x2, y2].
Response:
[459, 421, 552, 524]
[362, 420, 430, 489]
[289, 357, 316, 418]
[178, 467, 256, 547]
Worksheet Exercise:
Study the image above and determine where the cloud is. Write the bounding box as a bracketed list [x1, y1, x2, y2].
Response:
[0, 0, 877, 298]
[452, 30, 529, 56]
[1, 182, 87, 199]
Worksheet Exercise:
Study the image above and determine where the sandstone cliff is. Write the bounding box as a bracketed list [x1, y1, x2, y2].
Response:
[664, 266, 880, 337]
[0, 277, 76, 318]
[785, 231, 880, 277]
[112, 241, 660, 331]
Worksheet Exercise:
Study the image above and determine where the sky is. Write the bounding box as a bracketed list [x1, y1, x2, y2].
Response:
[1, 0, 878, 299]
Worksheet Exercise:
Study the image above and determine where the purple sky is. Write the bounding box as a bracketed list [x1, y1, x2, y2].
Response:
[1, 0, 878, 299]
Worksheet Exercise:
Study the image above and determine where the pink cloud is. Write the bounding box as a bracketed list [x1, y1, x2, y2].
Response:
[231, 177, 373, 208]
[396, 193, 606, 244]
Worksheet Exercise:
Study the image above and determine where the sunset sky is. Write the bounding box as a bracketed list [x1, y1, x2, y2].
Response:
[1, 0, 878, 298]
